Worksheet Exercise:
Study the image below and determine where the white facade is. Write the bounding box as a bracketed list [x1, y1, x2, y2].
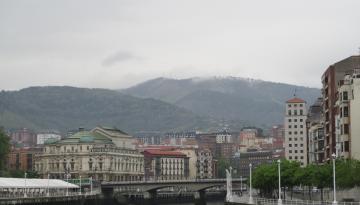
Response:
[37, 133, 62, 145]
[285, 98, 308, 166]
[350, 70, 360, 160]
[216, 133, 232, 143]
[335, 75, 351, 158]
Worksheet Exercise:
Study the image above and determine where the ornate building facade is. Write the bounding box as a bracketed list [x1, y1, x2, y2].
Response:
[143, 149, 189, 180]
[34, 126, 144, 182]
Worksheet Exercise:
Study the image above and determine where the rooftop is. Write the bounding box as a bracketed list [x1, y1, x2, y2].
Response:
[144, 149, 187, 157]
[286, 97, 305, 103]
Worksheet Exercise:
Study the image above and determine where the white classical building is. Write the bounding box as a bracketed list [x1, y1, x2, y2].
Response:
[284, 97, 308, 166]
[34, 126, 144, 182]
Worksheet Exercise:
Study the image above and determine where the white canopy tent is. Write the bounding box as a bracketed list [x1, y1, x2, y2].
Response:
[0, 177, 80, 198]
[0, 177, 79, 189]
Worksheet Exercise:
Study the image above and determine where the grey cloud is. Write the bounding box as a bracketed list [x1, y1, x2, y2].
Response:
[101, 51, 138, 67]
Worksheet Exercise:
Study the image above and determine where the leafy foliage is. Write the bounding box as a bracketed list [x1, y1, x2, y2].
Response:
[0, 128, 10, 171]
[252, 159, 360, 200]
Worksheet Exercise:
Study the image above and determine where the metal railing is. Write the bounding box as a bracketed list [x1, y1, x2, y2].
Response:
[234, 197, 360, 205]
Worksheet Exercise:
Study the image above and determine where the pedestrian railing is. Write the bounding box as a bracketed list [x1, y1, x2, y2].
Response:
[237, 197, 360, 205]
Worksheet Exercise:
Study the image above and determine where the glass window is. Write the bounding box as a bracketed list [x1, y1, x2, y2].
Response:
[343, 91, 348, 100]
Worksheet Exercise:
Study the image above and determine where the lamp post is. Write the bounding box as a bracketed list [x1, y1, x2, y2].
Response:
[66, 173, 69, 196]
[90, 176, 93, 195]
[79, 175, 82, 195]
[249, 163, 254, 204]
[240, 175, 243, 195]
[277, 159, 282, 205]
[24, 172, 27, 198]
[47, 173, 50, 197]
[332, 153, 337, 205]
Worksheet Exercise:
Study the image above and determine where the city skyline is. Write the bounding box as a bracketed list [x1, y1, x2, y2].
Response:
[1, 0, 360, 90]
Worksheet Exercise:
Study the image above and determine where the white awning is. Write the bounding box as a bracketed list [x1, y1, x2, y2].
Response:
[0, 178, 79, 189]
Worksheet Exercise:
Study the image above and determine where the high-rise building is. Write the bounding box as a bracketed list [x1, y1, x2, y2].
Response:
[284, 97, 308, 166]
[321, 55, 360, 160]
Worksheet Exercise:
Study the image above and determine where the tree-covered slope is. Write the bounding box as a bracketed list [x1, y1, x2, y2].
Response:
[124, 77, 321, 126]
[0, 86, 216, 133]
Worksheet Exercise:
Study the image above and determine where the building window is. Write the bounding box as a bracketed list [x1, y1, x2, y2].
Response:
[289, 138, 292, 141]
[294, 125, 297, 128]
[300, 150, 303, 153]
[289, 132, 292, 135]
[300, 131, 303, 134]
[294, 119, 297, 122]
[289, 144, 292, 147]
[345, 141, 349, 152]
[288, 119, 292, 122]
[300, 144, 303, 147]
[300, 125, 303, 128]
[300, 156, 304, 159]
[289, 125, 292, 128]
[294, 131, 298, 135]
[288, 104, 292, 107]
[300, 104, 303, 107]
[288, 110, 291, 116]
[295, 156, 298, 160]
[294, 138, 297, 141]
[294, 144, 298, 147]
[343, 91, 348, 101]
[289, 156, 292, 160]
[300, 109, 303, 115]
[300, 119, 303, 122]
[344, 106, 349, 117]
[294, 110, 298, 115]
[289, 150, 292, 153]
[344, 124, 349, 134]
[295, 150, 298, 153]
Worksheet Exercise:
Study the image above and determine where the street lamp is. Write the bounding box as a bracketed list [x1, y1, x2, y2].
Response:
[332, 153, 337, 205]
[24, 172, 27, 198]
[249, 163, 254, 204]
[79, 175, 82, 195]
[90, 176, 93, 195]
[66, 172, 69, 196]
[47, 173, 50, 197]
[277, 160, 282, 205]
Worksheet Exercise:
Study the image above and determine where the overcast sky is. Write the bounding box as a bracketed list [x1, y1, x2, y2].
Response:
[1, 0, 360, 90]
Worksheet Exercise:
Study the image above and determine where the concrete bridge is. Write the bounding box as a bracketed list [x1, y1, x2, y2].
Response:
[101, 178, 247, 205]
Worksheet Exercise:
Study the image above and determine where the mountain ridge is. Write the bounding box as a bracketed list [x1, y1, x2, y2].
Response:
[123, 76, 321, 127]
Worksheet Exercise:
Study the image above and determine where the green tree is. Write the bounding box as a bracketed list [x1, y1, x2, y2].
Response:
[0, 128, 10, 173]
[217, 157, 230, 178]
[252, 162, 277, 198]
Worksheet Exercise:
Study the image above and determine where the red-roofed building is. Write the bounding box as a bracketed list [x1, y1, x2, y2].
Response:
[286, 97, 306, 104]
[143, 149, 189, 180]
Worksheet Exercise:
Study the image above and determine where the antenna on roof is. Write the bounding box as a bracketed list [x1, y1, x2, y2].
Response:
[293, 88, 297, 97]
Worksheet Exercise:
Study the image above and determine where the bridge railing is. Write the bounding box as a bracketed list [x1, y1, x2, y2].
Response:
[102, 178, 246, 185]
[238, 197, 360, 205]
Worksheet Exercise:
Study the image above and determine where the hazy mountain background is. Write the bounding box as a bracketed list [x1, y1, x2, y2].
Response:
[0, 86, 217, 133]
[0, 77, 321, 134]
[123, 77, 321, 127]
